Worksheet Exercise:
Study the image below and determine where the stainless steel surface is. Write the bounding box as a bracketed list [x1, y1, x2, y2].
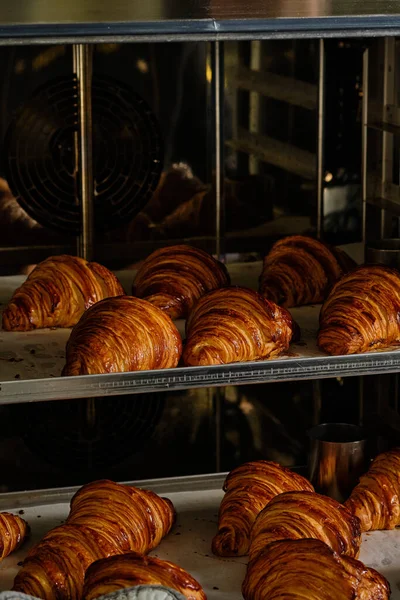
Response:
[366, 238, 400, 266]
[2, 1, 400, 42]
[308, 422, 368, 502]
[74, 44, 94, 261]
[213, 42, 223, 259]
[317, 39, 325, 239]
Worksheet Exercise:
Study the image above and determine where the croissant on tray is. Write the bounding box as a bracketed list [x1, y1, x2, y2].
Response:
[183, 287, 297, 367]
[2, 255, 124, 331]
[242, 538, 390, 600]
[259, 235, 355, 308]
[0, 512, 29, 560]
[132, 245, 230, 320]
[62, 296, 182, 376]
[249, 490, 361, 563]
[212, 460, 314, 557]
[82, 553, 206, 600]
[345, 447, 400, 532]
[318, 265, 400, 355]
[13, 480, 175, 600]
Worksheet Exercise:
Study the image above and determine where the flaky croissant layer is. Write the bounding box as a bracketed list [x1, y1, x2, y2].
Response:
[212, 460, 314, 557]
[318, 265, 400, 355]
[259, 235, 354, 308]
[2, 255, 124, 331]
[0, 512, 29, 560]
[133, 244, 230, 320]
[63, 296, 182, 376]
[13, 480, 176, 600]
[82, 553, 206, 600]
[345, 447, 400, 532]
[183, 286, 297, 367]
[242, 538, 390, 600]
[249, 490, 361, 563]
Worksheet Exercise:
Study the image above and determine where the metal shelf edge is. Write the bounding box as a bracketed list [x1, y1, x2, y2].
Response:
[2, 351, 400, 404]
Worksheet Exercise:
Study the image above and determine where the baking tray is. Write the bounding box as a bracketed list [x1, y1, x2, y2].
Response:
[0, 473, 399, 599]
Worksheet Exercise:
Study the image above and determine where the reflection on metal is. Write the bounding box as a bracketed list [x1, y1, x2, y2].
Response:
[249, 41, 262, 175]
[227, 65, 318, 111]
[317, 39, 325, 239]
[362, 47, 369, 243]
[226, 128, 317, 180]
[2, 1, 400, 42]
[73, 44, 94, 261]
[381, 37, 396, 239]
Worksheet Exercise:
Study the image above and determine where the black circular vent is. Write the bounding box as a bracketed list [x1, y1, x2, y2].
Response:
[4, 75, 163, 233]
[21, 394, 165, 470]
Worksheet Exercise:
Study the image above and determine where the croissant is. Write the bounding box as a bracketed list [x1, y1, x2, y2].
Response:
[0, 512, 29, 559]
[345, 447, 400, 532]
[249, 490, 361, 563]
[82, 553, 206, 600]
[242, 538, 390, 600]
[62, 296, 182, 376]
[2, 255, 124, 331]
[259, 235, 355, 308]
[318, 265, 400, 355]
[13, 480, 175, 600]
[132, 245, 230, 320]
[212, 460, 314, 557]
[183, 287, 297, 367]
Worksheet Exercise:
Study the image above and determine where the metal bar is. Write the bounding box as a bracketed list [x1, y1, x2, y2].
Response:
[249, 42, 262, 175]
[2, 353, 400, 405]
[362, 47, 369, 245]
[226, 128, 317, 180]
[227, 65, 318, 111]
[212, 41, 224, 260]
[380, 37, 395, 239]
[74, 44, 94, 261]
[317, 38, 325, 239]
[214, 388, 223, 473]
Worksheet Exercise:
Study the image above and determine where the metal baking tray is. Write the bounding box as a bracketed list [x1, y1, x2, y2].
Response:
[0, 473, 399, 599]
[1, 245, 400, 404]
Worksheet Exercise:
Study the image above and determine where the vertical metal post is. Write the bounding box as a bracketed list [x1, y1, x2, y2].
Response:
[212, 41, 224, 260]
[249, 41, 262, 175]
[317, 39, 325, 240]
[361, 47, 369, 245]
[381, 37, 395, 239]
[73, 44, 94, 261]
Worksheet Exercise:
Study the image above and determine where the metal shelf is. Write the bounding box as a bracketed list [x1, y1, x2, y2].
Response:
[1, 1, 400, 43]
[2, 349, 400, 405]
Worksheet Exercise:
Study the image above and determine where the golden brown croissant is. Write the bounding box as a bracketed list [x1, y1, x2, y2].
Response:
[132, 244, 230, 320]
[82, 553, 206, 600]
[0, 512, 29, 559]
[249, 490, 361, 563]
[183, 287, 297, 367]
[345, 448, 400, 532]
[318, 265, 400, 355]
[62, 296, 182, 376]
[242, 538, 390, 600]
[2, 254, 124, 331]
[212, 460, 314, 557]
[13, 479, 175, 600]
[259, 235, 355, 308]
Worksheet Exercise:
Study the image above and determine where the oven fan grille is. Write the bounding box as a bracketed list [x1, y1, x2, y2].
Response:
[4, 74, 163, 233]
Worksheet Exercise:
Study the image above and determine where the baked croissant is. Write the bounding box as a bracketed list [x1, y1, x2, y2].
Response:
[242, 538, 390, 600]
[345, 447, 400, 532]
[2, 255, 124, 331]
[183, 287, 297, 367]
[318, 265, 400, 355]
[212, 460, 314, 557]
[249, 490, 361, 563]
[13, 480, 175, 600]
[132, 245, 230, 320]
[259, 235, 355, 308]
[62, 296, 182, 376]
[82, 553, 206, 600]
[0, 512, 29, 559]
